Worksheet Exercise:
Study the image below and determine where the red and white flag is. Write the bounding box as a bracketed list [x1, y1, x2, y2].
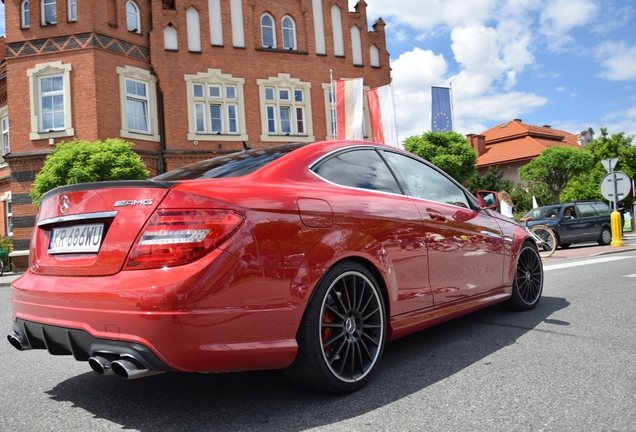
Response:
[334, 78, 364, 140]
[366, 84, 398, 147]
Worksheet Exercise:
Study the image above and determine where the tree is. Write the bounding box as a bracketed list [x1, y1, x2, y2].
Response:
[31, 138, 150, 205]
[465, 166, 514, 195]
[404, 131, 477, 184]
[562, 127, 636, 205]
[518, 146, 594, 203]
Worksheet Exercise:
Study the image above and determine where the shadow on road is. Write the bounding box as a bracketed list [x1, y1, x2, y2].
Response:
[45, 296, 569, 431]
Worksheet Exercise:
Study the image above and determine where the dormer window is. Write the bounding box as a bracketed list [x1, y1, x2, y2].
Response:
[261, 14, 275, 48]
[21, 1, 30, 28]
[42, 0, 56, 25]
[126, 1, 141, 33]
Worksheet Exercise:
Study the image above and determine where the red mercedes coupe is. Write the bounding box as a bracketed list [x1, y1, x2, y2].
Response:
[7, 140, 543, 393]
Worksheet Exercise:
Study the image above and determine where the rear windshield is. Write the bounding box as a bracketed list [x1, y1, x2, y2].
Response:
[154, 143, 308, 181]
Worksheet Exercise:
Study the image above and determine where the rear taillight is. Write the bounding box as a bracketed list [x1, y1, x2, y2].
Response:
[125, 209, 243, 270]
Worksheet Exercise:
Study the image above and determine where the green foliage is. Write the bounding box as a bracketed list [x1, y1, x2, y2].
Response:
[0, 236, 13, 270]
[31, 138, 150, 205]
[404, 131, 477, 184]
[518, 146, 594, 203]
[465, 166, 514, 195]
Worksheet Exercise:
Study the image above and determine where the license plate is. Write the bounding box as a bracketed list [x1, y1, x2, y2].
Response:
[49, 223, 105, 254]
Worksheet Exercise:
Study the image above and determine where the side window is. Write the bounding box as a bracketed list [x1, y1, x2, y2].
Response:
[313, 149, 402, 194]
[382, 151, 470, 208]
[576, 203, 597, 217]
[591, 203, 611, 216]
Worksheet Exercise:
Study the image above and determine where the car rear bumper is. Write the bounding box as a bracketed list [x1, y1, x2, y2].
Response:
[9, 250, 314, 372]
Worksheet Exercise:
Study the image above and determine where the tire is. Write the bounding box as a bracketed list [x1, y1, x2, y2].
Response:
[598, 227, 611, 246]
[285, 261, 386, 394]
[529, 225, 557, 258]
[506, 242, 543, 311]
[559, 243, 571, 249]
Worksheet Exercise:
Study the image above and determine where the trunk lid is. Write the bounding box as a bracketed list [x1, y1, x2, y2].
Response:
[31, 180, 176, 276]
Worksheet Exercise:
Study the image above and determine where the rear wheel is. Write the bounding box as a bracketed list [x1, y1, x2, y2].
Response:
[598, 227, 611, 246]
[506, 243, 543, 311]
[529, 225, 556, 258]
[285, 261, 386, 394]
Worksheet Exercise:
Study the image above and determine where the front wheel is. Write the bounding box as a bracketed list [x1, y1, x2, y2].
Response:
[529, 225, 557, 258]
[506, 242, 543, 311]
[598, 227, 611, 246]
[285, 261, 386, 394]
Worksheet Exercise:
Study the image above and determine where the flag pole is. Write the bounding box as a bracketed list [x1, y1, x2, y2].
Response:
[449, 81, 455, 131]
[390, 79, 399, 148]
[330, 69, 336, 140]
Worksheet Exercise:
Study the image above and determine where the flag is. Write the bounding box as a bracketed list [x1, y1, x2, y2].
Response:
[431, 86, 453, 132]
[335, 78, 364, 140]
[366, 84, 399, 147]
[532, 196, 538, 209]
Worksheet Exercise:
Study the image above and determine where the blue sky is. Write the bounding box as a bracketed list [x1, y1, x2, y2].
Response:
[354, 0, 636, 142]
[1, 2, 634, 144]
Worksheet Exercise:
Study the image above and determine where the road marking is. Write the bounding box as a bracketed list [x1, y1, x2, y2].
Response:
[624, 274, 636, 278]
[543, 255, 636, 271]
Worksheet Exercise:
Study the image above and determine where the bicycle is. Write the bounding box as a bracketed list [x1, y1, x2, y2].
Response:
[525, 223, 557, 258]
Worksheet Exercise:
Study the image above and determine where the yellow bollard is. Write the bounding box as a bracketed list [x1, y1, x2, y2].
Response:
[610, 210, 624, 246]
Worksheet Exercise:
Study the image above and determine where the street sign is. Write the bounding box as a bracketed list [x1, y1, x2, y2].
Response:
[600, 171, 631, 201]
[601, 157, 619, 173]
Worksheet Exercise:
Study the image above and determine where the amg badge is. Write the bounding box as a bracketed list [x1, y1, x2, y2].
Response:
[114, 199, 153, 207]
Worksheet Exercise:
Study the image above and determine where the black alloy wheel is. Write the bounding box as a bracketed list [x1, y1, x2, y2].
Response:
[507, 243, 543, 311]
[285, 261, 386, 394]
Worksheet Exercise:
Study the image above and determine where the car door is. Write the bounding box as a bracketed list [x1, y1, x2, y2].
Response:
[574, 203, 600, 241]
[558, 205, 585, 243]
[381, 150, 506, 305]
[311, 147, 433, 315]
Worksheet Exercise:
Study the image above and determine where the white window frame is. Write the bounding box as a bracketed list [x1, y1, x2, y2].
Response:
[124, 78, 150, 134]
[4, 200, 12, 237]
[116, 66, 160, 142]
[261, 13, 276, 48]
[257, 74, 314, 142]
[184, 69, 247, 141]
[322, 82, 371, 140]
[27, 61, 74, 140]
[1, 117, 9, 157]
[0, 106, 8, 164]
[21, 0, 30, 28]
[68, 0, 77, 21]
[42, 0, 56, 25]
[282, 16, 297, 50]
[126, 0, 141, 33]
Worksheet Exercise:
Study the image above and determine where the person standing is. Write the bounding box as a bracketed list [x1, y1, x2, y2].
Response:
[616, 200, 625, 233]
[498, 191, 515, 218]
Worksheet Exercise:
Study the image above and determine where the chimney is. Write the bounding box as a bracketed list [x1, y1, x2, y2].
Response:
[466, 134, 486, 156]
[513, 118, 522, 122]
[543, 125, 551, 129]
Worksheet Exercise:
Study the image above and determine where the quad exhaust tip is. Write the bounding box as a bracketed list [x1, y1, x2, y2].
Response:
[7, 333, 32, 351]
[109, 356, 164, 380]
[88, 356, 115, 376]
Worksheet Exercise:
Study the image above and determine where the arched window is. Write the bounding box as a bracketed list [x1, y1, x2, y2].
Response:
[351, 26, 362, 65]
[186, 7, 201, 52]
[42, 0, 56, 25]
[68, 0, 77, 21]
[370, 45, 380, 67]
[331, 6, 344, 56]
[163, 24, 178, 50]
[126, 1, 141, 33]
[282, 16, 296, 50]
[261, 14, 276, 48]
[21, 0, 30, 28]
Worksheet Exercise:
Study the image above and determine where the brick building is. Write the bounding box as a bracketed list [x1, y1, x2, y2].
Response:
[1, 0, 391, 270]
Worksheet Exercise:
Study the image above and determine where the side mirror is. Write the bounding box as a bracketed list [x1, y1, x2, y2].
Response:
[476, 190, 500, 210]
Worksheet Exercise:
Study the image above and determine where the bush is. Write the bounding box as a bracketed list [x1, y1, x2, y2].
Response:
[31, 138, 150, 205]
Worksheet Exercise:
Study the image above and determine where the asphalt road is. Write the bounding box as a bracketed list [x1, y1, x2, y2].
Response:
[1, 252, 635, 431]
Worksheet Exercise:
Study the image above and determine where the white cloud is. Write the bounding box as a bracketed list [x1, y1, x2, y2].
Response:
[538, 0, 598, 51]
[594, 41, 636, 81]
